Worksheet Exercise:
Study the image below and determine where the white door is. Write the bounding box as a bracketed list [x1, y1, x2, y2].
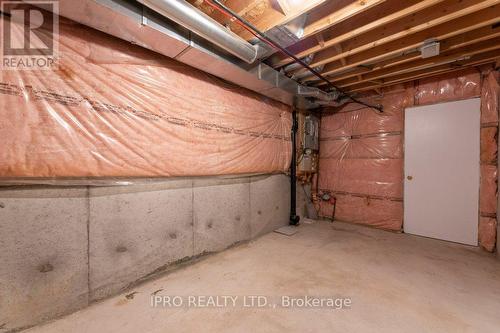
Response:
[404, 98, 480, 245]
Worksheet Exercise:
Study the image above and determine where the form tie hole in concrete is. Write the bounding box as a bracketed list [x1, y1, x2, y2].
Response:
[116, 245, 128, 253]
[235, 215, 241, 221]
[207, 221, 213, 229]
[38, 263, 54, 273]
[0, 202, 4, 208]
[125, 291, 138, 300]
[169, 232, 177, 239]
[257, 210, 262, 215]
[275, 206, 279, 210]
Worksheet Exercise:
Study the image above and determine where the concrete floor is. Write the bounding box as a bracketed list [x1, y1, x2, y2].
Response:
[26, 221, 500, 333]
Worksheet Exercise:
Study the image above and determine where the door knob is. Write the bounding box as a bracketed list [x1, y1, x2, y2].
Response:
[407, 175, 413, 180]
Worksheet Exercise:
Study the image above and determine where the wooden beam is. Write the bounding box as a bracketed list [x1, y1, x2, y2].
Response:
[275, 0, 290, 16]
[336, 39, 500, 88]
[204, 0, 328, 36]
[350, 67, 466, 92]
[299, 1, 500, 82]
[298, 0, 500, 74]
[315, 33, 325, 48]
[301, 0, 387, 39]
[335, 44, 347, 66]
[311, 21, 500, 86]
[267, 0, 446, 68]
[209, 0, 261, 26]
[310, 53, 418, 85]
[235, 0, 329, 40]
[347, 52, 500, 92]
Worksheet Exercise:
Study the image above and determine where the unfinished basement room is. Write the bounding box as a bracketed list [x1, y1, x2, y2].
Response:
[0, 0, 499, 332]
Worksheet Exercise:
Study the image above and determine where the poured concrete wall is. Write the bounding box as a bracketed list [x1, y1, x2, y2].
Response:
[296, 183, 313, 219]
[0, 174, 290, 332]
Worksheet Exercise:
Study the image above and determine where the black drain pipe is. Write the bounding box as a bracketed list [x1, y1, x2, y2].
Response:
[290, 106, 300, 226]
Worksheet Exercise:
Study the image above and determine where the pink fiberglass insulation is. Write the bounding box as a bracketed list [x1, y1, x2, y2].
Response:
[479, 217, 497, 252]
[0, 16, 292, 183]
[319, 135, 403, 160]
[318, 68, 499, 250]
[318, 89, 411, 230]
[481, 70, 499, 124]
[478, 70, 499, 251]
[415, 69, 481, 105]
[318, 196, 403, 231]
[320, 91, 408, 139]
[480, 127, 498, 165]
[480, 164, 498, 215]
[318, 158, 403, 198]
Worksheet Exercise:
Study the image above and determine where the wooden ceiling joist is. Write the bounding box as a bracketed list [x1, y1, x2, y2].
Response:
[348, 51, 500, 92]
[300, 0, 387, 40]
[336, 38, 500, 88]
[267, 0, 445, 68]
[229, 0, 328, 40]
[292, 0, 499, 79]
[338, 42, 500, 89]
[196, 0, 329, 39]
[311, 21, 500, 86]
[191, 0, 500, 95]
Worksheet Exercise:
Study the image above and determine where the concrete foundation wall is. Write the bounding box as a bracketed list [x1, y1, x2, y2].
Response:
[0, 174, 290, 332]
[296, 183, 313, 219]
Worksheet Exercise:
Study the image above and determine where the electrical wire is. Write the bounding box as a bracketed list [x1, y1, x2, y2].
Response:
[203, 0, 383, 113]
[203, 0, 279, 52]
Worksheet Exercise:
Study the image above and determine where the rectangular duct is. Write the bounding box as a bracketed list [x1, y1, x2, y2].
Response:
[49, 0, 320, 107]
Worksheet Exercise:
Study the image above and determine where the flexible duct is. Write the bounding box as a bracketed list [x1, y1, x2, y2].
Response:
[138, 0, 259, 63]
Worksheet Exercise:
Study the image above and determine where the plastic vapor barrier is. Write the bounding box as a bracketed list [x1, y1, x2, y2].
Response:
[318, 89, 411, 230]
[0, 16, 292, 185]
[318, 68, 499, 251]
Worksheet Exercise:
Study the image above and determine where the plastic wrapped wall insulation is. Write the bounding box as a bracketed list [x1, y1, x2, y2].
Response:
[478, 70, 499, 252]
[318, 68, 499, 251]
[0, 16, 292, 184]
[318, 89, 412, 230]
[479, 217, 497, 252]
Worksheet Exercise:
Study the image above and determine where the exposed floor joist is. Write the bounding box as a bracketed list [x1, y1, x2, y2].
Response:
[311, 21, 500, 86]
[348, 50, 500, 92]
[337, 42, 500, 88]
[335, 39, 500, 89]
[189, 0, 500, 96]
[191, 0, 330, 39]
[267, 0, 446, 68]
[294, 0, 500, 79]
[300, 0, 387, 40]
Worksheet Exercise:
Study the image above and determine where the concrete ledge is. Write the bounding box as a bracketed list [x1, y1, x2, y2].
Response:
[89, 179, 194, 301]
[0, 187, 89, 331]
[250, 174, 290, 238]
[193, 177, 251, 253]
[0, 174, 290, 332]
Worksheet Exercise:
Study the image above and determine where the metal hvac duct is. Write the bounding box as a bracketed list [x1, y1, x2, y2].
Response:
[283, 54, 314, 74]
[137, 0, 260, 64]
[49, 0, 342, 107]
[297, 85, 341, 102]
